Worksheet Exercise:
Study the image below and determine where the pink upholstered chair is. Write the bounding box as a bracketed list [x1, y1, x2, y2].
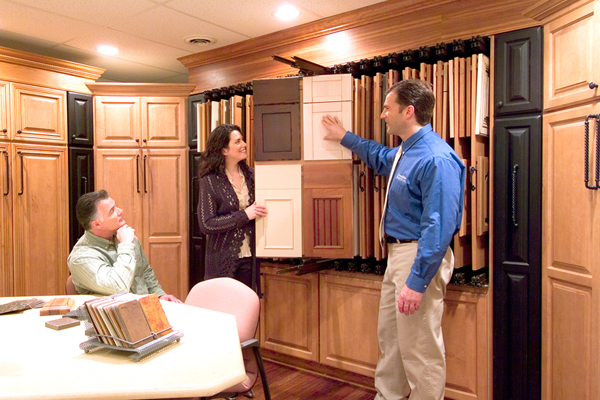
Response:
[66, 275, 78, 295]
[185, 277, 271, 400]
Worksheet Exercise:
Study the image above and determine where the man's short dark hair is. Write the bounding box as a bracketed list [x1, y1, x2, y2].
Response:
[76, 190, 109, 230]
[385, 79, 435, 126]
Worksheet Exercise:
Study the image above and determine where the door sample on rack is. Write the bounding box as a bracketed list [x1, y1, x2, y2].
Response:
[253, 77, 301, 161]
[303, 74, 352, 103]
[303, 162, 354, 258]
[255, 164, 302, 257]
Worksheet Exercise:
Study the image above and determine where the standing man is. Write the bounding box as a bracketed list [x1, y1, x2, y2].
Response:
[67, 190, 181, 303]
[322, 79, 465, 400]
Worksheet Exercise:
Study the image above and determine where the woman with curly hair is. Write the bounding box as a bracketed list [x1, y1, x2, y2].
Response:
[197, 124, 267, 293]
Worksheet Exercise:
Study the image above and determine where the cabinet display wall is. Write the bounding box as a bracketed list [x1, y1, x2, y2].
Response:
[88, 83, 194, 301]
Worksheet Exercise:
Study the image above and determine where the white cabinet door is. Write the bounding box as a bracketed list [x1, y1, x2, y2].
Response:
[303, 74, 352, 103]
[303, 102, 352, 160]
[255, 164, 302, 257]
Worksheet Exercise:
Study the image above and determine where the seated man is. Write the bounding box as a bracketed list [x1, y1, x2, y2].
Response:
[67, 190, 181, 303]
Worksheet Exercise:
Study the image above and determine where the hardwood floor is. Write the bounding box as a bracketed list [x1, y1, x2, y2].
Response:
[250, 360, 376, 400]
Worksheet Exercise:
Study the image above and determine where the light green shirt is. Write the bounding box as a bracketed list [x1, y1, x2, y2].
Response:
[67, 230, 166, 297]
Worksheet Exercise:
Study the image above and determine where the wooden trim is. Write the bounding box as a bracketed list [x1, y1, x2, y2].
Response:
[0, 46, 104, 80]
[85, 83, 196, 97]
[523, 0, 590, 20]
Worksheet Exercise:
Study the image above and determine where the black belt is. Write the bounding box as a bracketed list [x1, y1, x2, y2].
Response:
[385, 236, 418, 244]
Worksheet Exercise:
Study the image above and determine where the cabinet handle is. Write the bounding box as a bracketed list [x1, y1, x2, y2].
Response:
[136, 155, 140, 193]
[3, 150, 8, 196]
[82, 176, 88, 194]
[469, 166, 477, 191]
[18, 151, 24, 195]
[512, 164, 519, 227]
[359, 171, 365, 192]
[590, 82, 598, 90]
[1, 128, 7, 133]
[497, 101, 503, 108]
[143, 154, 148, 193]
[584, 114, 600, 190]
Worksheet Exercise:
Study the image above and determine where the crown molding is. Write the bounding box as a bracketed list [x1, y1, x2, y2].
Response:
[85, 82, 196, 97]
[522, 0, 587, 20]
[0, 46, 105, 81]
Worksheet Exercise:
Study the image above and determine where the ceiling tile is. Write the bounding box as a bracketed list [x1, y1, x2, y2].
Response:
[111, 5, 250, 52]
[166, 0, 320, 38]
[64, 28, 191, 73]
[290, 0, 388, 18]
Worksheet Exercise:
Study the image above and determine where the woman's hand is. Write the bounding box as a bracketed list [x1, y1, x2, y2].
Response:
[245, 202, 268, 220]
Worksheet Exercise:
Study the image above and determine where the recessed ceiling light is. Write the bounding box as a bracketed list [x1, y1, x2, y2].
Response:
[97, 45, 119, 56]
[274, 4, 299, 20]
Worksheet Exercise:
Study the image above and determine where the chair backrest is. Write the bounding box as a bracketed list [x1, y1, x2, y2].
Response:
[185, 278, 259, 342]
[66, 275, 78, 295]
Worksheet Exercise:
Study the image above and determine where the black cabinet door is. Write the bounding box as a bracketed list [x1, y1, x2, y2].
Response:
[188, 93, 206, 150]
[68, 147, 94, 249]
[493, 115, 542, 400]
[494, 27, 543, 117]
[67, 92, 93, 147]
[189, 150, 205, 289]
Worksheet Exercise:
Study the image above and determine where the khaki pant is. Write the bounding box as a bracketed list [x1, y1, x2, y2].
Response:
[374, 242, 454, 400]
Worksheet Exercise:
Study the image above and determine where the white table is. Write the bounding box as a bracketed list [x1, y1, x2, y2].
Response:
[0, 295, 245, 399]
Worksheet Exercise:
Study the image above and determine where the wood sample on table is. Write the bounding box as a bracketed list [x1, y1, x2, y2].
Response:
[45, 317, 80, 331]
[138, 294, 173, 338]
[0, 298, 45, 315]
[39, 297, 75, 316]
[114, 299, 154, 348]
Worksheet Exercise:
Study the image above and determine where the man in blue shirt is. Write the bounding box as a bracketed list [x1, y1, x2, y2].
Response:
[322, 79, 465, 400]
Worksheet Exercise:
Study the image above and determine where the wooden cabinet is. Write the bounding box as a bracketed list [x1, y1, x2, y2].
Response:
[0, 81, 8, 142]
[303, 162, 354, 258]
[544, 1, 599, 110]
[255, 164, 303, 257]
[89, 83, 193, 300]
[68, 147, 94, 249]
[443, 286, 491, 400]
[260, 264, 319, 361]
[0, 142, 13, 296]
[319, 271, 381, 377]
[68, 92, 94, 147]
[542, 102, 600, 400]
[12, 143, 69, 295]
[494, 27, 543, 116]
[11, 83, 67, 144]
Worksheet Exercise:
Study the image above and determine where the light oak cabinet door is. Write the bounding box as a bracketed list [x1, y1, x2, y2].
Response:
[94, 148, 144, 232]
[544, 1, 600, 110]
[443, 287, 490, 400]
[255, 164, 302, 257]
[0, 81, 9, 142]
[11, 83, 67, 144]
[94, 96, 141, 147]
[142, 148, 188, 299]
[319, 271, 381, 377]
[542, 103, 600, 400]
[141, 97, 186, 148]
[0, 142, 13, 296]
[12, 143, 68, 296]
[260, 265, 319, 361]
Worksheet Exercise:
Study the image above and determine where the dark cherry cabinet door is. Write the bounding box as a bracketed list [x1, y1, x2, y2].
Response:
[67, 92, 94, 147]
[253, 77, 300, 105]
[254, 104, 301, 161]
[189, 150, 205, 289]
[68, 147, 94, 249]
[494, 27, 543, 117]
[493, 115, 542, 400]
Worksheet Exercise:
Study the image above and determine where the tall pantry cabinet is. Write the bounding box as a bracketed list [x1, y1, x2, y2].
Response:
[88, 83, 195, 301]
[0, 47, 104, 296]
[528, 0, 600, 398]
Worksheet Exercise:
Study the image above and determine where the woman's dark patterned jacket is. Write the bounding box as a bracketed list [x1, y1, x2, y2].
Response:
[197, 167, 257, 289]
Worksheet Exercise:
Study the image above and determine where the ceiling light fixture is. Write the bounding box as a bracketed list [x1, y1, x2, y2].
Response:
[274, 4, 299, 20]
[97, 45, 119, 56]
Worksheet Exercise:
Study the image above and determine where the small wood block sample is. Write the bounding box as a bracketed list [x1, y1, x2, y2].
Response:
[45, 317, 80, 330]
[40, 297, 75, 316]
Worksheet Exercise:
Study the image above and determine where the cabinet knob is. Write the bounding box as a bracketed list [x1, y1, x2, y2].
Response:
[143, 139, 147, 143]
[17, 130, 22, 133]
[590, 82, 598, 89]
[72, 134, 76, 138]
[135, 139, 140, 142]
[497, 101, 503, 108]
[1, 129, 6, 133]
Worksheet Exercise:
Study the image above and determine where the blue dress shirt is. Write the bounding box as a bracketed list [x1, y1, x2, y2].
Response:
[341, 124, 466, 292]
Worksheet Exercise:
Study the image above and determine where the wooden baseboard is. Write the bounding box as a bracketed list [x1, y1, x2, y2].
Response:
[262, 349, 375, 390]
